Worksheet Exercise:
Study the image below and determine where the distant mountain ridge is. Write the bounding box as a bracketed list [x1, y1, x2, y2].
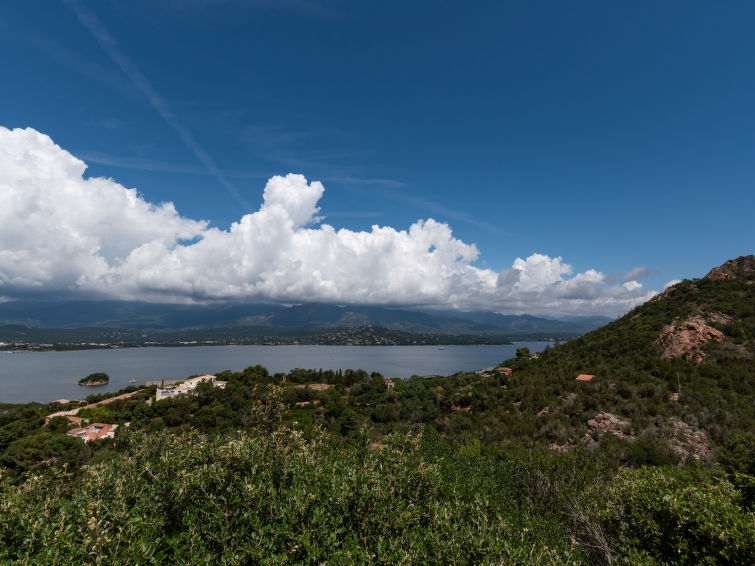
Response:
[0, 300, 611, 336]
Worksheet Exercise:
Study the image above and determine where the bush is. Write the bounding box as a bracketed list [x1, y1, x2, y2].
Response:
[0, 428, 583, 565]
[600, 467, 755, 565]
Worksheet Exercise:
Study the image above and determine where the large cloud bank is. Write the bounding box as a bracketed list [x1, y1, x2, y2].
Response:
[0, 127, 656, 315]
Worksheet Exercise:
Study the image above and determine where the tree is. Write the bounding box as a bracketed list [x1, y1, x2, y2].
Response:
[516, 347, 531, 359]
[46, 416, 71, 434]
[1, 433, 90, 476]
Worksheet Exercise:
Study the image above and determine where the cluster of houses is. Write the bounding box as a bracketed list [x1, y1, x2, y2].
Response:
[40, 375, 229, 443]
[44, 390, 145, 442]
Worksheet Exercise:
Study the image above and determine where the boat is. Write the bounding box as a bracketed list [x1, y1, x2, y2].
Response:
[128, 379, 137, 383]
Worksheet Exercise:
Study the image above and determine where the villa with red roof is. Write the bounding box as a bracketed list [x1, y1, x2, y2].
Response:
[66, 423, 118, 442]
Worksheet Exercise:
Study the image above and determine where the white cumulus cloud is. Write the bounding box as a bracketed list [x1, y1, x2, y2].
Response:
[0, 126, 657, 315]
[0, 127, 206, 294]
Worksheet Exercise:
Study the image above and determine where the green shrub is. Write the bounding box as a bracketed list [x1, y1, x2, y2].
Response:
[600, 467, 755, 565]
[0, 427, 584, 565]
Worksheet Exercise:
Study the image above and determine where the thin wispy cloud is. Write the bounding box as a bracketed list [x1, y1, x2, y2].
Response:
[325, 177, 405, 189]
[63, 0, 252, 210]
[239, 123, 395, 187]
[383, 190, 506, 236]
[324, 176, 502, 234]
[324, 211, 385, 219]
[78, 150, 401, 190]
[27, 35, 139, 101]
[78, 150, 269, 180]
[164, 0, 347, 21]
[98, 118, 124, 130]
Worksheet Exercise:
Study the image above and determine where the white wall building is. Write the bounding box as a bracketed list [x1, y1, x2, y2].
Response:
[155, 374, 227, 401]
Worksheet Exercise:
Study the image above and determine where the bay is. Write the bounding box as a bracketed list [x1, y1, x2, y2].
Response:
[0, 342, 548, 404]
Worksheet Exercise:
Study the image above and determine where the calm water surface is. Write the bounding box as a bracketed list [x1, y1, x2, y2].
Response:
[0, 342, 548, 404]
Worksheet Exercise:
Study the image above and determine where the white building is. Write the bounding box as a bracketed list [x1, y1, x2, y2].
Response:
[67, 423, 118, 442]
[155, 374, 227, 401]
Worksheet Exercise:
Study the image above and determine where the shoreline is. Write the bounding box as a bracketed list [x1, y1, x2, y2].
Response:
[0, 339, 549, 354]
[0, 341, 551, 404]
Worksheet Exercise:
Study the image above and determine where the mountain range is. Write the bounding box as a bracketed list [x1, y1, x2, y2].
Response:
[0, 299, 612, 337]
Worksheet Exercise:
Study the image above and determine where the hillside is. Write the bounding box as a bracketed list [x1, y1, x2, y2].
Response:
[494, 255, 754, 460]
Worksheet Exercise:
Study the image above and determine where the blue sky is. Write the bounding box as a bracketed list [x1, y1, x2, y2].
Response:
[1, 1, 753, 316]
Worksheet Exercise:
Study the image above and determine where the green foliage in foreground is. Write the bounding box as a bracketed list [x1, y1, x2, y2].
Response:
[599, 467, 755, 565]
[1, 421, 753, 565]
[1, 427, 581, 565]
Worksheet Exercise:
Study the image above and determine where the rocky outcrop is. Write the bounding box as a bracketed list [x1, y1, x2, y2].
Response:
[665, 418, 712, 464]
[549, 440, 575, 453]
[536, 406, 551, 417]
[705, 255, 755, 281]
[78, 378, 110, 386]
[585, 412, 632, 441]
[654, 313, 728, 364]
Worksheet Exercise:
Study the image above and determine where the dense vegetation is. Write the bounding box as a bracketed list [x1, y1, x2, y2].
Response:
[2, 395, 753, 564]
[1, 258, 753, 563]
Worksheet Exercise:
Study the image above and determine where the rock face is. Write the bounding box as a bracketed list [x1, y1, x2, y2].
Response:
[586, 412, 632, 441]
[665, 418, 712, 464]
[705, 255, 755, 281]
[655, 313, 728, 364]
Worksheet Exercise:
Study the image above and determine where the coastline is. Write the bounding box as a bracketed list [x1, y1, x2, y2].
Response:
[1, 338, 531, 353]
[0, 342, 550, 404]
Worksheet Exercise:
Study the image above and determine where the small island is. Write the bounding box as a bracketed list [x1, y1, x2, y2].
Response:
[78, 372, 110, 386]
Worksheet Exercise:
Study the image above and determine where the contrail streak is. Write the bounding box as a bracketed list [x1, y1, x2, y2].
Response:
[63, 0, 252, 210]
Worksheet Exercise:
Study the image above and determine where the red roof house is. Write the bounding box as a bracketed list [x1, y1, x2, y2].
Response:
[67, 423, 118, 442]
